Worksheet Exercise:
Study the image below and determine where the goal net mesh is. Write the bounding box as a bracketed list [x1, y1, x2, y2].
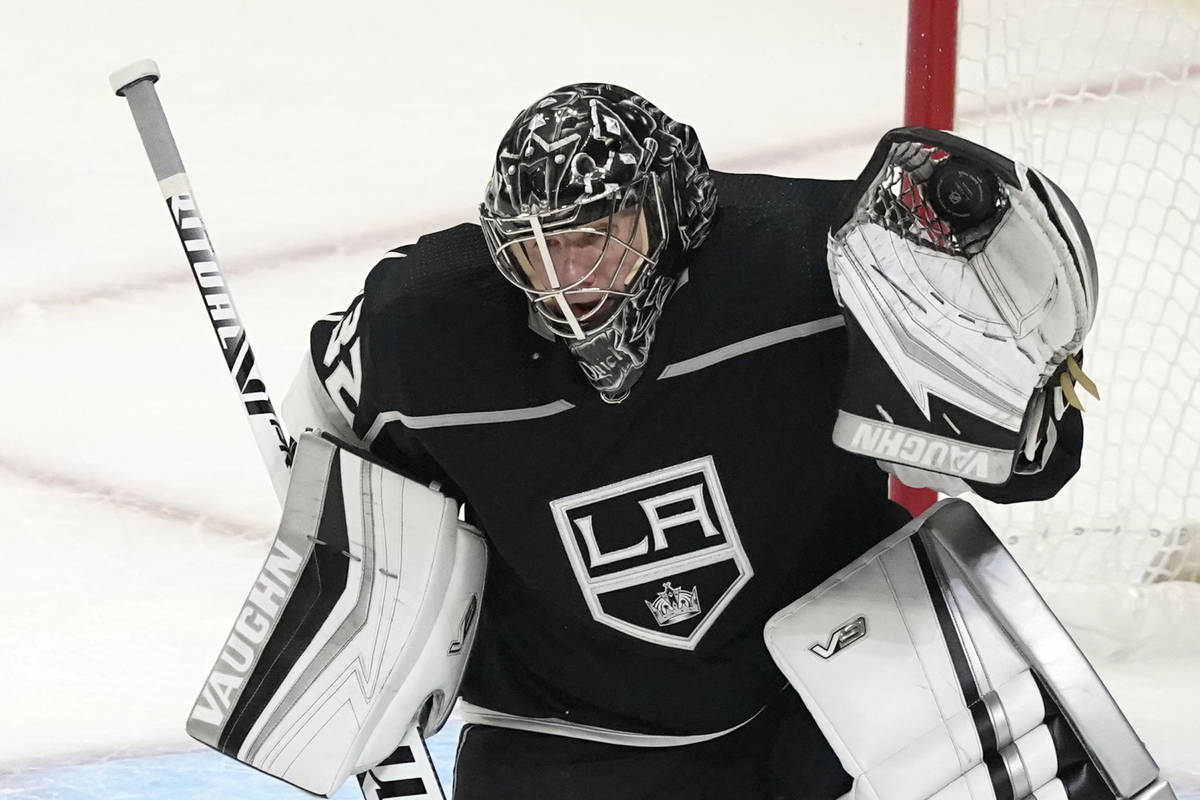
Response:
[953, 0, 1200, 585]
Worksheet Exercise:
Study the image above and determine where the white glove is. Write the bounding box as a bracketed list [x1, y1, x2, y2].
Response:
[828, 127, 1099, 484]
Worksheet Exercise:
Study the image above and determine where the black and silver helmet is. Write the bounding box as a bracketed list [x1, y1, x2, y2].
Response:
[480, 83, 717, 402]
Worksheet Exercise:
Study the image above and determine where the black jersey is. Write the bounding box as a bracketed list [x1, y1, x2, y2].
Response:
[306, 171, 1081, 737]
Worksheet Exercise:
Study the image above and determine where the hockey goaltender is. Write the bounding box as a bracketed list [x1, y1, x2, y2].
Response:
[186, 84, 1176, 800]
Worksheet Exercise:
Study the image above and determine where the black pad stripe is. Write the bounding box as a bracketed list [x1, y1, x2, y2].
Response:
[970, 696, 998, 756]
[357, 744, 435, 798]
[1034, 676, 1119, 800]
[382, 745, 417, 765]
[1023, 169, 1087, 279]
[913, 533, 1014, 800]
[219, 448, 353, 754]
[373, 777, 428, 797]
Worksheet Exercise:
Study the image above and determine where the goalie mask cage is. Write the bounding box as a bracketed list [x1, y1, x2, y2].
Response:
[906, 0, 1200, 586]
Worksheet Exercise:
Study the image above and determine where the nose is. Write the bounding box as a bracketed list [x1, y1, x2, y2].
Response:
[556, 237, 606, 285]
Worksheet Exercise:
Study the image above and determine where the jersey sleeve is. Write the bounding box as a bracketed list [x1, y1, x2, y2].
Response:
[280, 351, 362, 445]
[287, 246, 463, 497]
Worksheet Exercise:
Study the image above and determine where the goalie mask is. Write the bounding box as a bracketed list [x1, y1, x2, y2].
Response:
[480, 83, 717, 402]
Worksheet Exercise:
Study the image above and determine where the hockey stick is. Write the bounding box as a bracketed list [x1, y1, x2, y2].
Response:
[108, 61, 292, 504]
[109, 60, 446, 800]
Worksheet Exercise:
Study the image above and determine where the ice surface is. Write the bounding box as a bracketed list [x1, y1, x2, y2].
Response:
[1, 0, 1197, 797]
[0, 721, 462, 799]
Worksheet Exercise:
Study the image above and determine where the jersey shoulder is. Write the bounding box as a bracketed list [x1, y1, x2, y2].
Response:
[708, 171, 854, 308]
[360, 223, 514, 316]
[656, 172, 854, 357]
[311, 223, 562, 436]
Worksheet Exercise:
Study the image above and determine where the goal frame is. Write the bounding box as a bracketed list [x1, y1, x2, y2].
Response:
[891, 0, 960, 516]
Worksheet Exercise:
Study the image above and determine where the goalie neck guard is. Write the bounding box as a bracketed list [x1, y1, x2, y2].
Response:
[480, 83, 717, 403]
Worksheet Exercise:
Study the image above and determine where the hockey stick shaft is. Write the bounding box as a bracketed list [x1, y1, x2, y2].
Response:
[110, 60, 445, 800]
[110, 61, 292, 505]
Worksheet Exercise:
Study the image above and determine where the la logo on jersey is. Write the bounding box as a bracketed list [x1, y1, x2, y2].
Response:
[550, 456, 752, 650]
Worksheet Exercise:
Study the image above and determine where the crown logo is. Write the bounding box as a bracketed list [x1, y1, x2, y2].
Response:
[645, 582, 702, 627]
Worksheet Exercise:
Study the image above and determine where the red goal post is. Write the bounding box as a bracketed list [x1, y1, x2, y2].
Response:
[890, 0, 958, 516]
[900, 0, 1200, 585]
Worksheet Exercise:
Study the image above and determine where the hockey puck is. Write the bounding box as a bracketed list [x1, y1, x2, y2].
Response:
[927, 159, 999, 231]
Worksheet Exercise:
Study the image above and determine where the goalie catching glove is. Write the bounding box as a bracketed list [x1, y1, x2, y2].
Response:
[186, 431, 486, 797]
[827, 128, 1099, 484]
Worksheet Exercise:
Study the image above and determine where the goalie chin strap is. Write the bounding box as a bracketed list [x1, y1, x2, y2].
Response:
[111, 60, 447, 800]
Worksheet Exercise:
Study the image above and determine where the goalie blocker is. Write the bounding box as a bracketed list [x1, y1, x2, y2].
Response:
[764, 499, 1175, 800]
[186, 431, 486, 797]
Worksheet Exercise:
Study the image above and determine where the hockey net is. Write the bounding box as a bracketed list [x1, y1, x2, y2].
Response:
[927, 0, 1200, 590]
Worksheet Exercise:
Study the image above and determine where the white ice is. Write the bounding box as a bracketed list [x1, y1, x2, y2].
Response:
[0, 0, 1197, 796]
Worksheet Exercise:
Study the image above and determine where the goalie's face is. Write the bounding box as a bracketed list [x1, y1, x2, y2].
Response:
[515, 205, 649, 328]
[482, 178, 665, 340]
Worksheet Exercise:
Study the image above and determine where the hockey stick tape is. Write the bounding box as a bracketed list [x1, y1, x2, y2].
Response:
[110, 59, 160, 96]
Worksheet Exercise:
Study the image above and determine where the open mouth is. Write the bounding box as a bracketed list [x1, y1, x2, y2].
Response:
[548, 293, 619, 330]
[567, 294, 607, 311]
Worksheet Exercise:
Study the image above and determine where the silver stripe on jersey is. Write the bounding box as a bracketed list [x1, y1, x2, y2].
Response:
[354, 307, 837, 444]
[363, 400, 576, 444]
[656, 315, 844, 380]
[457, 700, 762, 748]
